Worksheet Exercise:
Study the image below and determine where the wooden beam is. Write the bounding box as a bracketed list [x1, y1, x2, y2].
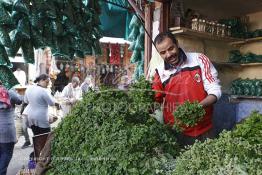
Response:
[144, 3, 153, 76]
[160, 1, 170, 32]
[127, 0, 145, 21]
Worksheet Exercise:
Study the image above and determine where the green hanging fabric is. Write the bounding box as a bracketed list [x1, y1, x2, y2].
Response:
[21, 39, 34, 64]
[0, 27, 12, 47]
[0, 44, 12, 67]
[0, 65, 19, 89]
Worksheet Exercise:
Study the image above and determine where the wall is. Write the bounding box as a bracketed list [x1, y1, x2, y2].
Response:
[240, 12, 262, 55]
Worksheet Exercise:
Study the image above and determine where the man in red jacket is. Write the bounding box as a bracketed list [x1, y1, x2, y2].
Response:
[152, 32, 221, 146]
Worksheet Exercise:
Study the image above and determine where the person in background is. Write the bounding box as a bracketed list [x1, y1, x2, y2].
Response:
[0, 80, 23, 175]
[152, 31, 221, 147]
[20, 102, 31, 149]
[13, 68, 27, 86]
[24, 74, 55, 136]
[80, 76, 94, 94]
[19, 79, 35, 149]
[61, 76, 82, 117]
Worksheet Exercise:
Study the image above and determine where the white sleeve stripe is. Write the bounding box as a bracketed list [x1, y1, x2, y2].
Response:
[200, 54, 215, 82]
[199, 54, 215, 83]
[202, 54, 215, 82]
[199, 56, 210, 82]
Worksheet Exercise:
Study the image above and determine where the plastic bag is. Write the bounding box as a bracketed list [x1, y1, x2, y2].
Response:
[83, 44, 92, 56]
[135, 34, 144, 50]
[129, 15, 140, 29]
[0, 27, 12, 47]
[63, 4, 74, 21]
[11, 11, 26, 25]
[128, 27, 139, 41]
[0, 65, 19, 89]
[128, 41, 135, 51]
[53, 0, 64, 9]
[53, 36, 71, 58]
[228, 50, 242, 63]
[30, 14, 43, 30]
[130, 50, 141, 63]
[51, 20, 64, 36]
[31, 29, 45, 49]
[17, 17, 31, 39]
[0, 44, 12, 67]
[21, 39, 34, 64]
[13, 0, 29, 15]
[42, 22, 53, 46]
[93, 40, 101, 55]
[63, 18, 77, 35]
[1, 0, 13, 12]
[45, 3, 56, 19]
[8, 30, 22, 57]
[75, 50, 84, 58]
[0, 4, 12, 25]
[71, 0, 81, 9]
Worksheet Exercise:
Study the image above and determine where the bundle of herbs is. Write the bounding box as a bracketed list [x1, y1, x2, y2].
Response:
[173, 100, 205, 132]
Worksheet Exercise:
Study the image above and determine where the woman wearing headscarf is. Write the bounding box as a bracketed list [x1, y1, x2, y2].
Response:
[0, 80, 22, 175]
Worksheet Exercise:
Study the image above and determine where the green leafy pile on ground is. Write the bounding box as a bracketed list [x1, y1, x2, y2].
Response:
[169, 111, 262, 175]
[48, 77, 179, 175]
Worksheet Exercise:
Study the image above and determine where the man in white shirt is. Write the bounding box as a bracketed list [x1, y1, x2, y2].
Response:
[61, 76, 82, 117]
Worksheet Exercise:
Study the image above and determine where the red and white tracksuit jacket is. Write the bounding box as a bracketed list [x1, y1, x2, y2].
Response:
[152, 52, 221, 137]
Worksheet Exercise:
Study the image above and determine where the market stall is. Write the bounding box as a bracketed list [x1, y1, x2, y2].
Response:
[0, 0, 261, 175]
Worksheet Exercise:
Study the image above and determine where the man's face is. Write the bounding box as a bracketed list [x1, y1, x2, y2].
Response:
[156, 37, 179, 66]
[72, 82, 78, 88]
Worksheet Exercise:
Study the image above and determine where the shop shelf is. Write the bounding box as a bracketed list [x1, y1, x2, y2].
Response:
[229, 95, 262, 103]
[213, 62, 262, 67]
[169, 27, 244, 42]
[230, 36, 262, 45]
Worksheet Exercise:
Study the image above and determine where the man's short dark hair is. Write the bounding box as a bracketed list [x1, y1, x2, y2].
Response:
[154, 31, 178, 46]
